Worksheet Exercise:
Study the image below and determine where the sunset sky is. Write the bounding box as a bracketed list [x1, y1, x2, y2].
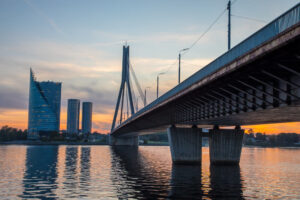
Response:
[0, 0, 299, 134]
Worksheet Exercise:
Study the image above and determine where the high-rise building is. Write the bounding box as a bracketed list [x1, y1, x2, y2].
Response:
[82, 102, 92, 134]
[28, 69, 61, 140]
[67, 99, 80, 135]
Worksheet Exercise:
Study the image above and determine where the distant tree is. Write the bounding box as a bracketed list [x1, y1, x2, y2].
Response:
[268, 135, 276, 146]
[139, 132, 168, 143]
[39, 131, 59, 141]
[247, 128, 254, 134]
[276, 133, 299, 146]
[0, 125, 27, 141]
[255, 132, 266, 141]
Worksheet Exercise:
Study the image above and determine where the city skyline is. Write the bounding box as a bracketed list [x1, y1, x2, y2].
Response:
[0, 0, 300, 133]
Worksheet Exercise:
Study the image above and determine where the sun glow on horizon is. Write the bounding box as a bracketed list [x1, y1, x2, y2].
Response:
[0, 108, 112, 134]
[1, 108, 300, 134]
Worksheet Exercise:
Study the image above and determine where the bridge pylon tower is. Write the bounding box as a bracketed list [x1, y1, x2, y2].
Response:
[111, 45, 135, 132]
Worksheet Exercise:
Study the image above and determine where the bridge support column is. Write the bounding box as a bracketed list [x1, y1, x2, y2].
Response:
[167, 126, 202, 164]
[209, 126, 244, 165]
[109, 135, 139, 146]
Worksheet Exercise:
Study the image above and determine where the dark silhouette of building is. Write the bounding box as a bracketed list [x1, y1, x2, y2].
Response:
[67, 99, 80, 135]
[82, 102, 92, 135]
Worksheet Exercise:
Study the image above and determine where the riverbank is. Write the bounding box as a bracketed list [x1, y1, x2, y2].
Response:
[0, 140, 107, 145]
[244, 144, 300, 148]
[0, 140, 167, 146]
[0, 140, 170, 146]
[1, 140, 299, 148]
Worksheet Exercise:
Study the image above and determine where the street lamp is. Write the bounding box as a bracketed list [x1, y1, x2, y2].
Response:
[136, 96, 139, 111]
[178, 48, 189, 84]
[227, 0, 231, 50]
[144, 86, 151, 106]
[157, 72, 165, 99]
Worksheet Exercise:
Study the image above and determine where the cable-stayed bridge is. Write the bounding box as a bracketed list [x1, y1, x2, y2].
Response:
[110, 3, 300, 165]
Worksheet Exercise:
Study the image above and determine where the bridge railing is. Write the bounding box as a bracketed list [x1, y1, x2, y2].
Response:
[115, 3, 300, 131]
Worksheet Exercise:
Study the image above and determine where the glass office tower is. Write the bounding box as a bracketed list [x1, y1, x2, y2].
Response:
[67, 99, 80, 135]
[28, 69, 62, 139]
[82, 102, 92, 134]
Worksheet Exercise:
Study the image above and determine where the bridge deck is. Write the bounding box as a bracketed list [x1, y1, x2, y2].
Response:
[112, 3, 300, 136]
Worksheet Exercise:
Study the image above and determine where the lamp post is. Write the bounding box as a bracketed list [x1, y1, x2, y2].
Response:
[227, 0, 231, 50]
[157, 72, 165, 99]
[136, 96, 139, 111]
[144, 86, 151, 106]
[178, 48, 189, 84]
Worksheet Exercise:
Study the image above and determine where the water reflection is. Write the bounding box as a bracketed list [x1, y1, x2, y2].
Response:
[3, 146, 297, 199]
[63, 146, 79, 198]
[20, 146, 58, 199]
[110, 146, 143, 199]
[111, 146, 245, 199]
[79, 147, 91, 193]
[169, 164, 203, 199]
[209, 165, 244, 199]
[110, 146, 171, 199]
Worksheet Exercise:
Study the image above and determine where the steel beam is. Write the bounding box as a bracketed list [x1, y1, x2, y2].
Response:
[262, 70, 300, 88]
[236, 80, 285, 104]
[228, 83, 273, 105]
[277, 63, 300, 77]
[249, 75, 300, 99]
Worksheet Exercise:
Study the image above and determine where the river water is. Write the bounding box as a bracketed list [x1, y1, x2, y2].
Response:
[0, 145, 299, 199]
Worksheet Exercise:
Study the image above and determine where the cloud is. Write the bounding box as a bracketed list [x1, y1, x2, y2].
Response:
[0, 35, 216, 128]
[91, 30, 204, 45]
[64, 84, 116, 114]
[0, 72, 28, 110]
[0, 41, 123, 92]
[0, 89, 27, 110]
[0, 37, 215, 108]
[92, 121, 111, 133]
[129, 57, 213, 96]
[23, 0, 65, 36]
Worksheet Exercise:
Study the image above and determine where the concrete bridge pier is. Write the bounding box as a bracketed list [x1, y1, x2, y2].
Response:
[167, 126, 202, 164]
[109, 135, 139, 146]
[209, 126, 244, 165]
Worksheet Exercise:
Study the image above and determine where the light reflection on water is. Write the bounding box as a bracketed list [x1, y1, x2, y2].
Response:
[0, 145, 299, 199]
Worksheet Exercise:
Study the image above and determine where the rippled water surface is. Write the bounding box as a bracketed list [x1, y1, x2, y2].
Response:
[0, 145, 299, 199]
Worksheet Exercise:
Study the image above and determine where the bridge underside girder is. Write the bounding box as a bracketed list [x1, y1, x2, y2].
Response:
[112, 23, 300, 137]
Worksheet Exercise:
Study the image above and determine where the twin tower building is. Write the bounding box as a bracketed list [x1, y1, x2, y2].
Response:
[67, 99, 92, 135]
[28, 69, 92, 139]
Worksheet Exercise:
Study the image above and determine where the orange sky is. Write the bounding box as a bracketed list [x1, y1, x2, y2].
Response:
[243, 123, 300, 134]
[0, 108, 113, 134]
[1, 108, 300, 134]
